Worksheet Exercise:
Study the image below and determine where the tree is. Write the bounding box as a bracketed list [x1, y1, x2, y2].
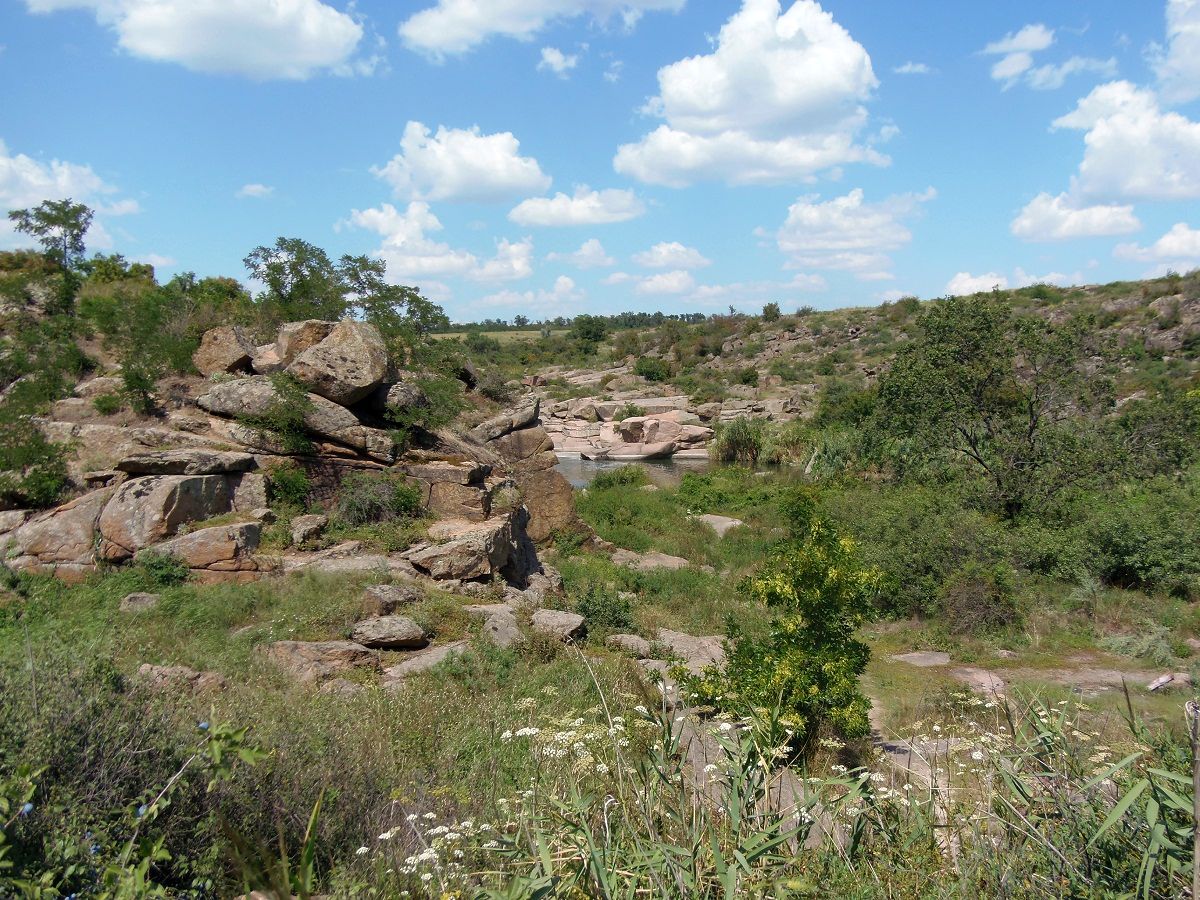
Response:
[244, 238, 347, 322]
[569, 314, 607, 349]
[877, 294, 1114, 518]
[762, 301, 781, 322]
[8, 199, 93, 311]
[512, 314, 529, 328]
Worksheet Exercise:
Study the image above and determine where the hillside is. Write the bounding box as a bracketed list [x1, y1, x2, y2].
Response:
[1, 213, 1200, 897]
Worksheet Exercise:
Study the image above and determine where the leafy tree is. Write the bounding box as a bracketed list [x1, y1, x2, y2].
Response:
[244, 237, 347, 323]
[569, 314, 607, 350]
[877, 294, 1114, 518]
[7, 199, 93, 311]
[762, 301, 781, 322]
[512, 314, 529, 328]
[685, 509, 880, 757]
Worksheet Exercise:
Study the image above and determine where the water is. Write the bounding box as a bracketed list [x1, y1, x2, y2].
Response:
[553, 454, 714, 489]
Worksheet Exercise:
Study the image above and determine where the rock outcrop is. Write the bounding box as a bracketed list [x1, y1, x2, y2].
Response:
[285, 320, 388, 405]
[192, 325, 255, 376]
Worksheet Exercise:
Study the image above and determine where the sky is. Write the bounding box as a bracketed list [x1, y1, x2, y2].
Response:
[1, 0, 1199, 322]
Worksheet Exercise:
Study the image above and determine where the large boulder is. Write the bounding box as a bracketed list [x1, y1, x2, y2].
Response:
[361, 583, 422, 616]
[10, 487, 116, 573]
[275, 320, 335, 366]
[531, 609, 585, 642]
[516, 469, 582, 544]
[193, 326, 255, 376]
[115, 450, 255, 476]
[138, 522, 261, 575]
[350, 615, 429, 650]
[285, 320, 388, 406]
[366, 379, 428, 416]
[97, 475, 232, 561]
[491, 425, 556, 473]
[405, 511, 534, 583]
[472, 400, 541, 443]
[264, 640, 379, 683]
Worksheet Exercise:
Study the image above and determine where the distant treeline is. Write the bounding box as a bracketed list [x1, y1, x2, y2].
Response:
[436, 310, 710, 332]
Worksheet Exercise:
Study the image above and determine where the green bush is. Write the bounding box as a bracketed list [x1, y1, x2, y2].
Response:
[634, 357, 669, 382]
[576, 585, 634, 632]
[477, 370, 514, 404]
[709, 417, 765, 465]
[238, 373, 315, 454]
[684, 518, 879, 756]
[91, 392, 122, 415]
[938, 561, 1021, 635]
[267, 462, 312, 508]
[735, 367, 758, 386]
[334, 472, 423, 527]
[132, 551, 191, 588]
[384, 374, 465, 448]
[589, 465, 649, 490]
[761, 302, 781, 322]
[615, 402, 645, 420]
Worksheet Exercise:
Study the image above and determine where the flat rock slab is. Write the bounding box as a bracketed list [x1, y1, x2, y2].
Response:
[890, 651, 951, 668]
[350, 615, 429, 650]
[607, 633, 653, 658]
[116, 450, 255, 476]
[265, 640, 380, 682]
[693, 514, 744, 537]
[362, 583, 423, 616]
[120, 591, 160, 612]
[951, 666, 1006, 696]
[383, 640, 469, 683]
[657, 629, 725, 675]
[611, 548, 691, 571]
[137, 663, 227, 693]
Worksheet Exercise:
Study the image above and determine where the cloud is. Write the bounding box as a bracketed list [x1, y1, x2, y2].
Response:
[26, 0, 365, 79]
[508, 185, 645, 226]
[547, 238, 615, 268]
[774, 186, 934, 280]
[635, 269, 695, 295]
[236, 182, 274, 199]
[345, 200, 537, 285]
[1115, 222, 1200, 270]
[945, 271, 1009, 295]
[1154, 0, 1200, 104]
[373, 121, 551, 203]
[137, 253, 176, 268]
[604, 58, 624, 82]
[538, 46, 578, 76]
[1010, 191, 1140, 241]
[632, 241, 711, 269]
[982, 23, 1114, 90]
[398, 0, 684, 57]
[613, 0, 886, 186]
[893, 61, 932, 75]
[479, 275, 585, 314]
[1052, 81, 1200, 201]
[0, 137, 135, 248]
[1013, 267, 1083, 287]
[687, 273, 827, 305]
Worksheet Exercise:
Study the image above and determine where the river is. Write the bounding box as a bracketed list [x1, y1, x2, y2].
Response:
[553, 454, 714, 489]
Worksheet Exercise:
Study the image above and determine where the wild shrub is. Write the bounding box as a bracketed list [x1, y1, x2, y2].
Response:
[384, 374, 465, 448]
[709, 417, 765, 465]
[633, 357, 669, 382]
[615, 402, 645, 420]
[334, 472, 422, 526]
[735, 366, 758, 386]
[238, 373, 315, 454]
[91, 392, 122, 416]
[132, 551, 191, 588]
[266, 462, 312, 509]
[684, 517, 880, 756]
[761, 301, 781, 322]
[589, 465, 648, 490]
[938, 561, 1021, 635]
[575, 584, 633, 632]
[1101, 620, 1178, 667]
[477, 370, 514, 404]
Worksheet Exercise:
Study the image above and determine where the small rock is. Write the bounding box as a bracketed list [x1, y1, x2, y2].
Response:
[607, 634, 653, 658]
[481, 607, 521, 649]
[693, 514, 744, 538]
[249, 507, 275, 523]
[531, 609, 585, 642]
[120, 592, 160, 612]
[265, 640, 379, 682]
[611, 548, 690, 571]
[890, 651, 951, 668]
[362, 583, 422, 616]
[317, 678, 367, 697]
[137, 663, 227, 693]
[350, 615, 430, 650]
[290, 513, 328, 547]
[383, 641, 469, 683]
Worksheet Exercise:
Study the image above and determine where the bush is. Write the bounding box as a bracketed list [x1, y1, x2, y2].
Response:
[238, 373, 315, 454]
[709, 417, 765, 465]
[634, 357, 669, 382]
[132, 551, 191, 588]
[939, 562, 1021, 635]
[334, 472, 422, 527]
[576, 585, 634, 632]
[384, 374, 466, 447]
[477, 371, 514, 404]
[615, 402, 645, 420]
[761, 302, 781, 322]
[589, 465, 649, 490]
[267, 462, 312, 508]
[684, 519, 879, 756]
[735, 366, 758, 386]
[91, 392, 122, 415]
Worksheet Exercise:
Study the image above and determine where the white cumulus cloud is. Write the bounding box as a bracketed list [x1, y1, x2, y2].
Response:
[945, 271, 1009, 295]
[538, 46, 578, 76]
[399, 0, 684, 57]
[509, 185, 645, 226]
[479, 275, 584, 314]
[373, 121, 551, 203]
[26, 0, 365, 79]
[1154, 0, 1200, 104]
[774, 186, 934, 280]
[236, 183, 274, 199]
[1115, 222, 1200, 270]
[635, 269, 695, 295]
[982, 23, 1113, 91]
[470, 236, 534, 282]
[1010, 191, 1140, 241]
[893, 61, 932, 75]
[547, 238, 615, 268]
[632, 241, 711, 269]
[1052, 80, 1200, 201]
[614, 0, 885, 186]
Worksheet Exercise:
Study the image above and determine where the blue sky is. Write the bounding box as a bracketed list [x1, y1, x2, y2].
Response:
[2, 0, 1198, 321]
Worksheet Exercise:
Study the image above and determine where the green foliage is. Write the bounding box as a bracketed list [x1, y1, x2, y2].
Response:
[813, 379, 877, 428]
[575, 584, 634, 631]
[384, 374, 466, 447]
[569, 314, 607, 350]
[878, 294, 1114, 518]
[7, 199, 92, 312]
[938, 561, 1021, 634]
[735, 366, 759, 386]
[615, 401, 645, 420]
[333, 471, 422, 527]
[477, 370, 515, 404]
[685, 518, 879, 755]
[132, 552, 191, 589]
[761, 301, 781, 322]
[1100, 621, 1178, 667]
[92, 392, 123, 416]
[710, 416, 765, 465]
[633, 357, 669, 382]
[266, 462, 312, 509]
[588, 465, 649, 490]
[238, 373, 315, 454]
